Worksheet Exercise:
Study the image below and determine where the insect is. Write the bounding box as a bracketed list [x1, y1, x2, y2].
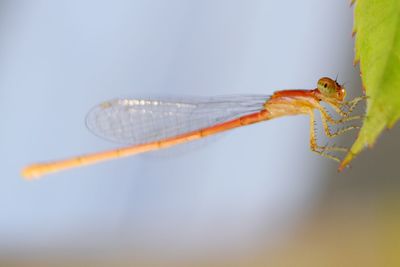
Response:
[22, 77, 364, 179]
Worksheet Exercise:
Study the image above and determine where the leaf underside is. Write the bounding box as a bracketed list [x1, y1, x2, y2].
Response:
[340, 0, 400, 170]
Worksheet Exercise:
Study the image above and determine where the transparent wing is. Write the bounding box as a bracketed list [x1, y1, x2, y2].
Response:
[86, 95, 269, 145]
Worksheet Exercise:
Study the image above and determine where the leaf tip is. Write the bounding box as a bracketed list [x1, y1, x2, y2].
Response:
[339, 151, 356, 171]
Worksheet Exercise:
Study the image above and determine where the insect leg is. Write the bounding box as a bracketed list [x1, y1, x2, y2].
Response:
[308, 110, 345, 162]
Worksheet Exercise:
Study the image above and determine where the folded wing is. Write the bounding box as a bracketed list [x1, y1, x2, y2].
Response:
[86, 95, 268, 145]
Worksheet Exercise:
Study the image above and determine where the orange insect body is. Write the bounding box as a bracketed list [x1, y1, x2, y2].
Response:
[22, 77, 363, 179]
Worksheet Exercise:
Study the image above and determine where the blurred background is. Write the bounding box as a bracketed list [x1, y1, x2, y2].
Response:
[1, 0, 400, 266]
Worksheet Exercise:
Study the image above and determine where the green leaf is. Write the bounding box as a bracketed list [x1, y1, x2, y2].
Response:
[339, 0, 400, 170]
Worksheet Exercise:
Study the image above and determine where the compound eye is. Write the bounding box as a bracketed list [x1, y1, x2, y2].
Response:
[338, 88, 346, 100]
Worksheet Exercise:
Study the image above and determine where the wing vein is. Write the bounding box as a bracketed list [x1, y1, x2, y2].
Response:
[86, 95, 269, 145]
